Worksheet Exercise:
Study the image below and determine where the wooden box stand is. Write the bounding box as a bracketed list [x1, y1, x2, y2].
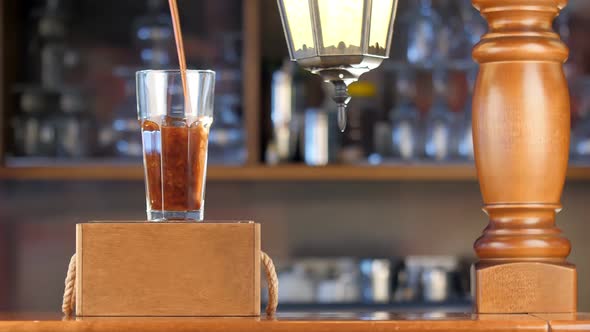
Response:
[470, 0, 577, 313]
[74, 222, 261, 316]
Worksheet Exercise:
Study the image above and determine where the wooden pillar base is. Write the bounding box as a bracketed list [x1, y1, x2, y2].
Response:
[473, 261, 577, 313]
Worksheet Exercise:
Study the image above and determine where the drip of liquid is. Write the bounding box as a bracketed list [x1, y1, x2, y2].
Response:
[337, 104, 347, 132]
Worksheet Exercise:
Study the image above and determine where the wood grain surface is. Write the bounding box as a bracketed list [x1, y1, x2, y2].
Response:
[473, 261, 576, 313]
[76, 222, 260, 317]
[243, 0, 261, 165]
[470, 0, 577, 313]
[0, 312, 560, 332]
[532, 313, 590, 332]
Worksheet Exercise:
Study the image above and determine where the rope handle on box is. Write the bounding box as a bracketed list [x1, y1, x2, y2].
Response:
[61, 251, 279, 317]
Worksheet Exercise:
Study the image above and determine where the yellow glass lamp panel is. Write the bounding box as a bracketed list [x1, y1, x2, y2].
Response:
[317, 0, 364, 54]
[282, 0, 316, 58]
[369, 0, 396, 56]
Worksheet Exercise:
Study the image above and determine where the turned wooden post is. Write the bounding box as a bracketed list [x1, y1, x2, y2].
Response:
[471, 0, 576, 313]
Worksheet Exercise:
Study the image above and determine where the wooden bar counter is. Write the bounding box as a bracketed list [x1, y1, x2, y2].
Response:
[0, 312, 589, 332]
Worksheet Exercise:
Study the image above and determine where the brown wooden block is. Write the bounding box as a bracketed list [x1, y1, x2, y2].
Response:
[473, 261, 577, 314]
[76, 221, 260, 316]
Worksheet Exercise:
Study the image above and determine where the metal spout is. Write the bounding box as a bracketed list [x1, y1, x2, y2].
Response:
[332, 80, 351, 132]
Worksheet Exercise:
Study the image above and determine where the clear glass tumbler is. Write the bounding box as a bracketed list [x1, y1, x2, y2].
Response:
[136, 70, 215, 221]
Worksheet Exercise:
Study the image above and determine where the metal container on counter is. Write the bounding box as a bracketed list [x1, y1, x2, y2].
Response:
[274, 258, 362, 304]
[272, 256, 469, 306]
[360, 259, 391, 303]
[315, 258, 361, 303]
[273, 261, 315, 304]
[393, 256, 462, 303]
[273, 257, 397, 305]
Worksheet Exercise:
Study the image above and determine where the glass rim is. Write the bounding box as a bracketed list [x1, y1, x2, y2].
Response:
[136, 69, 216, 76]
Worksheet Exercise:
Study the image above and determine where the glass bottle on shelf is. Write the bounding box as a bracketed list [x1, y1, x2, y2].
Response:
[111, 69, 143, 158]
[38, 0, 67, 89]
[403, 0, 443, 67]
[302, 107, 339, 166]
[390, 67, 421, 161]
[454, 67, 477, 160]
[370, 121, 393, 164]
[437, 0, 474, 67]
[96, 0, 173, 159]
[133, 0, 173, 68]
[208, 90, 247, 165]
[12, 89, 59, 157]
[570, 77, 590, 163]
[208, 31, 247, 165]
[12, 0, 82, 159]
[302, 83, 339, 166]
[339, 80, 379, 164]
[267, 60, 304, 165]
[458, 0, 487, 48]
[424, 68, 454, 161]
[556, 4, 579, 80]
[370, 72, 395, 163]
[56, 89, 93, 158]
[554, 2, 570, 46]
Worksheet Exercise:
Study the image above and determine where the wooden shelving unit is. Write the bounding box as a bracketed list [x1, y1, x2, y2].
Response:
[2, 163, 590, 181]
[1, 1, 590, 183]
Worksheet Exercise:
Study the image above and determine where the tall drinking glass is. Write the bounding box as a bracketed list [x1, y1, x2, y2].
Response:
[136, 70, 215, 221]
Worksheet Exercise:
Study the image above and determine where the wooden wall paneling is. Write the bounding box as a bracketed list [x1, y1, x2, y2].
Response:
[0, 0, 6, 164]
[243, 0, 261, 165]
[0, 0, 21, 165]
[0, 222, 15, 310]
[0, 1, 15, 164]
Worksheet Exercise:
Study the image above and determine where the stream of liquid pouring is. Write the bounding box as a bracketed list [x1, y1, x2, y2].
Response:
[168, 0, 191, 111]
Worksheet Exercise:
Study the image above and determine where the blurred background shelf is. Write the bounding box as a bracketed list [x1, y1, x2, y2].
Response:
[2, 159, 590, 181]
[2, 0, 590, 180]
